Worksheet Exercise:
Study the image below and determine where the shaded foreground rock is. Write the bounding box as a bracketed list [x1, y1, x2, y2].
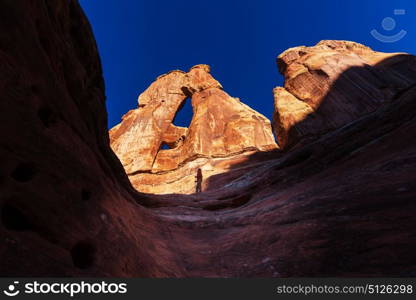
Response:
[110, 65, 277, 194]
[1, 1, 416, 277]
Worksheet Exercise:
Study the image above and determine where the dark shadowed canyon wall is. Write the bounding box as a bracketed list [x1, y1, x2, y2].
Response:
[0, 0, 173, 277]
[1, 0, 416, 277]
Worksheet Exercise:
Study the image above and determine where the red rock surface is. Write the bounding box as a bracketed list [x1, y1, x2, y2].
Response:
[1, 1, 416, 277]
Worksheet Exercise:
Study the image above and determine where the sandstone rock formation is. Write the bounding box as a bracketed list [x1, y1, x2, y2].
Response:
[1, 0, 416, 278]
[110, 65, 277, 194]
[273, 40, 416, 149]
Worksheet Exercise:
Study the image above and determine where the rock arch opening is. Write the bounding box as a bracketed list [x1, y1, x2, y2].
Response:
[172, 97, 193, 129]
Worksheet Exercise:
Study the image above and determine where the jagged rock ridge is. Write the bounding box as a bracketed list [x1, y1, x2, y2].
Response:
[110, 64, 277, 194]
[273, 40, 416, 149]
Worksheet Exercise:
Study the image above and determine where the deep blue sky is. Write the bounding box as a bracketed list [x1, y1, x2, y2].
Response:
[79, 0, 416, 129]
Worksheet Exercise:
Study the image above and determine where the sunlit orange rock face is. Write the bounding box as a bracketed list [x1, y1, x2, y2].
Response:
[273, 40, 416, 149]
[110, 65, 278, 194]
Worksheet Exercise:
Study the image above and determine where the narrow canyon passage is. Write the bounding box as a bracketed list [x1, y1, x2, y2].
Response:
[1, 1, 416, 277]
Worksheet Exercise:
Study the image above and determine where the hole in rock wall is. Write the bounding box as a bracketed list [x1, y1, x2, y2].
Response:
[172, 97, 193, 128]
[160, 142, 171, 150]
[38, 106, 57, 128]
[81, 189, 91, 202]
[10, 162, 38, 182]
[1, 204, 33, 231]
[71, 241, 96, 269]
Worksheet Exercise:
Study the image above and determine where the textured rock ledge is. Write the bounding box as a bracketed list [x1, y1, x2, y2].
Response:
[273, 40, 416, 149]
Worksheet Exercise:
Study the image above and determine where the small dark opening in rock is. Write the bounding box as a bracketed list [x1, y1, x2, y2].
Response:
[1, 204, 33, 231]
[38, 106, 57, 128]
[81, 189, 91, 202]
[160, 142, 171, 150]
[10, 162, 38, 182]
[71, 241, 96, 269]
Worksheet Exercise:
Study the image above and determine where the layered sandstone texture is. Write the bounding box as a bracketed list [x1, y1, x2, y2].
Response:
[110, 65, 277, 194]
[273, 40, 416, 149]
[1, 0, 416, 278]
